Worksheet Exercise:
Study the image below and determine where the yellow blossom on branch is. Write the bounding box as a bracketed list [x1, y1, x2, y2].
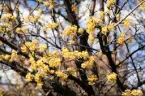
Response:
[117, 32, 125, 45]
[25, 72, 33, 82]
[88, 74, 98, 85]
[107, 72, 117, 83]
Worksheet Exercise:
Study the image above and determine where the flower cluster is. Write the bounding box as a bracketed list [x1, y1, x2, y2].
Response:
[123, 18, 131, 27]
[101, 23, 115, 35]
[0, 13, 16, 22]
[16, 27, 27, 33]
[43, 0, 55, 9]
[106, 0, 115, 8]
[122, 89, 143, 96]
[106, 72, 117, 83]
[64, 25, 77, 37]
[47, 23, 58, 29]
[81, 56, 95, 69]
[87, 74, 98, 85]
[2, 50, 18, 62]
[56, 70, 68, 80]
[67, 68, 77, 76]
[139, 0, 145, 10]
[62, 48, 89, 60]
[21, 39, 38, 52]
[117, 33, 125, 45]
[86, 16, 101, 34]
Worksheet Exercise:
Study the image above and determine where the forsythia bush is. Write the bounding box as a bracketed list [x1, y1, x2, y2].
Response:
[0, 0, 144, 96]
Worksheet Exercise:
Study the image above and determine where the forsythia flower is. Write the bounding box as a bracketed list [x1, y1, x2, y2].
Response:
[107, 72, 117, 83]
[43, 0, 54, 9]
[9, 50, 17, 62]
[102, 26, 108, 35]
[69, 40, 75, 45]
[56, 70, 68, 80]
[88, 34, 95, 42]
[78, 28, 84, 34]
[140, 1, 145, 10]
[107, 23, 114, 31]
[25, 72, 33, 82]
[131, 90, 143, 96]
[81, 56, 95, 69]
[39, 44, 47, 52]
[122, 89, 143, 96]
[4, 54, 11, 60]
[31, 16, 40, 22]
[67, 68, 77, 76]
[47, 23, 58, 29]
[122, 89, 131, 96]
[16, 27, 27, 33]
[86, 16, 101, 34]
[62, 48, 89, 60]
[43, 26, 47, 31]
[123, 18, 131, 27]
[106, 0, 115, 8]
[21, 45, 27, 53]
[44, 1, 49, 6]
[64, 25, 77, 37]
[100, 11, 105, 20]
[117, 33, 125, 45]
[88, 75, 98, 85]
[48, 58, 61, 68]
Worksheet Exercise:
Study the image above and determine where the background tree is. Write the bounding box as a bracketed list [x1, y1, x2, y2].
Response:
[0, 0, 145, 96]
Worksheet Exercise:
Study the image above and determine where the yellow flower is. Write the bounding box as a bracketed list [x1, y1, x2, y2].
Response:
[4, 54, 11, 60]
[122, 89, 131, 96]
[78, 28, 84, 34]
[9, 50, 17, 62]
[140, 1, 145, 10]
[88, 34, 95, 42]
[39, 44, 47, 52]
[67, 68, 76, 76]
[3, 23, 9, 28]
[81, 56, 94, 69]
[131, 90, 143, 96]
[123, 18, 131, 27]
[25, 72, 33, 82]
[107, 23, 114, 31]
[106, 0, 115, 8]
[69, 40, 75, 45]
[37, 82, 43, 87]
[117, 33, 125, 45]
[88, 75, 98, 85]
[107, 72, 117, 83]
[56, 70, 68, 80]
[16, 28, 21, 33]
[86, 17, 101, 34]
[44, 1, 49, 6]
[100, 11, 105, 20]
[64, 25, 77, 37]
[43, 26, 47, 31]
[21, 45, 27, 53]
[102, 26, 108, 35]
[21, 27, 27, 32]
[47, 23, 58, 29]
[48, 58, 61, 68]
